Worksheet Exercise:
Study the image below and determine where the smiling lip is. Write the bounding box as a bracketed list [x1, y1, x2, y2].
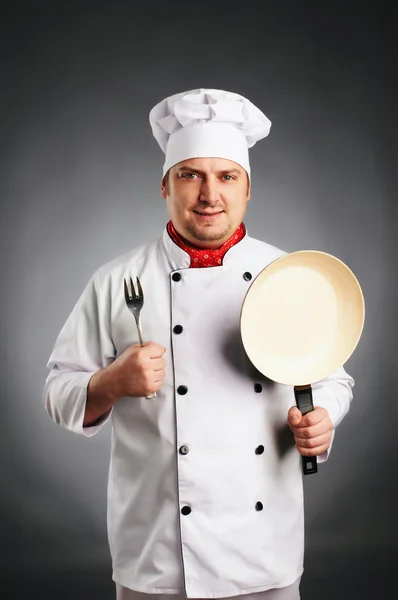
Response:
[194, 210, 224, 220]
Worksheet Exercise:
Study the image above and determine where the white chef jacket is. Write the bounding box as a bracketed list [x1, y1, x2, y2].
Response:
[43, 227, 354, 598]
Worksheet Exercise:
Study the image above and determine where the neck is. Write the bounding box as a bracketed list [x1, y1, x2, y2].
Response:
[169, 223, 244, 250]
[177, 235, 225, 250]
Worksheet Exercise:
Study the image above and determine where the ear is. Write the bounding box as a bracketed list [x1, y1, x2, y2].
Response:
[160, 176, 167, 199]
[245, 173, 251, 201]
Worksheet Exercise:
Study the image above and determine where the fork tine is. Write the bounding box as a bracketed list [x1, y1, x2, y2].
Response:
[136, 277, 144, 300]
[130, 277, 137, 299]
[123, 278, 130, 301]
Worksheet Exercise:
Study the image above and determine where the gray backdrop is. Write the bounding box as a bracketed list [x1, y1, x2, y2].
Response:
[1, 2, 396, 599]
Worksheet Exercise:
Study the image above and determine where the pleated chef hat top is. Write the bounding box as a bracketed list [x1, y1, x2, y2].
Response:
[149, 88, 271, 179]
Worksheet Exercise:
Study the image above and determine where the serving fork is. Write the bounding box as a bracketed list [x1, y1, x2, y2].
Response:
[123, 276, 156, 399]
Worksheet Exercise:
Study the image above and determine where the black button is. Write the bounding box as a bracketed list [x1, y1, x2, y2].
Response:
[179, 445, 189, 455]
[181, 505, 191, 515]
[254, 383, 263, 393]
[173, 325, 183, 334]
[172, 272, 182, 282]
[177, 385, 188, 395]
[255, 501, 263, 511]
[255, 445, 265, 455]
[243, 272, 252, 281]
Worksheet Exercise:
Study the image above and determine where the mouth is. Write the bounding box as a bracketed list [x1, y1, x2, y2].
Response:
[193, 210, 224, 221]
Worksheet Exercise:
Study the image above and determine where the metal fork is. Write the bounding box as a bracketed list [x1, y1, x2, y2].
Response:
[123, 276, 156, 399]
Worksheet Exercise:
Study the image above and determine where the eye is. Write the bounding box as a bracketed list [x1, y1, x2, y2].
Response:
[223, 174, 234, 181]
[181, 172, 197, 179]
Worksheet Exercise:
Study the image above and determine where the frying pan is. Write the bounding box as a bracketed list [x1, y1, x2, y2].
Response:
[240, 250, 365, 475]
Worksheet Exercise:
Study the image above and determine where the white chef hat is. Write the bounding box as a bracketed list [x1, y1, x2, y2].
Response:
[149, 88, 271, 179]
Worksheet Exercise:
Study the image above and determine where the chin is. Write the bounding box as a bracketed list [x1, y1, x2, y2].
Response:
[190, 228, 231, 244]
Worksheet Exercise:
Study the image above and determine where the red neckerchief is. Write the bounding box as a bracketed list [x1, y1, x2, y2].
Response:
[167, 220, 246, 268]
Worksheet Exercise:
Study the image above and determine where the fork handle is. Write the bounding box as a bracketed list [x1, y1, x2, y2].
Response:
[135, 318, 157, 400]
[135, 319, 144, 346]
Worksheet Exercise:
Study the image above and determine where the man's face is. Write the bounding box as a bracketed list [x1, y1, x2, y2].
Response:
[160, 157, 251, 249]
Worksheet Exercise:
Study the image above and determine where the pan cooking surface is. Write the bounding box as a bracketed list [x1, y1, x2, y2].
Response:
[240, 251, 365, 385]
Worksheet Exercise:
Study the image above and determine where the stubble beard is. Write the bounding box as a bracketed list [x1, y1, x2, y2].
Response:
[185, 221, 232, 243]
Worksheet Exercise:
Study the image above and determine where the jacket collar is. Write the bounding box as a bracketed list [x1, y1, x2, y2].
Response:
[161, 225, 250, 271]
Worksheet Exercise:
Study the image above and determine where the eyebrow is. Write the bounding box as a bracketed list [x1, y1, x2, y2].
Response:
[177, 166, 242, 176]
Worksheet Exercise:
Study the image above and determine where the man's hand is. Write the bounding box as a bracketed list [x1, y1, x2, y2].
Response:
[84, 342, 166, 426]
[108, 341, 166, 399]
[287, 406, 333, 456]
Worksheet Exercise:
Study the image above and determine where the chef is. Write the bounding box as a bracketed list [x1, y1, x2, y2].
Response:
[43, 88, 355, 600]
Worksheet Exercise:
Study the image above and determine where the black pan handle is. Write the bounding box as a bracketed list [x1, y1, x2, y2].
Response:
[294, 385, 318, 475]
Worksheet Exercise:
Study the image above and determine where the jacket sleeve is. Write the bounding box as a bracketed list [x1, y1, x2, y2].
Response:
[310, 365, 355, 463]
[43, 271, 116, 437]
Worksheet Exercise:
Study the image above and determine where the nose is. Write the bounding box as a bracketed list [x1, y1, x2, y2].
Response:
[198, 180, 222, 204]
